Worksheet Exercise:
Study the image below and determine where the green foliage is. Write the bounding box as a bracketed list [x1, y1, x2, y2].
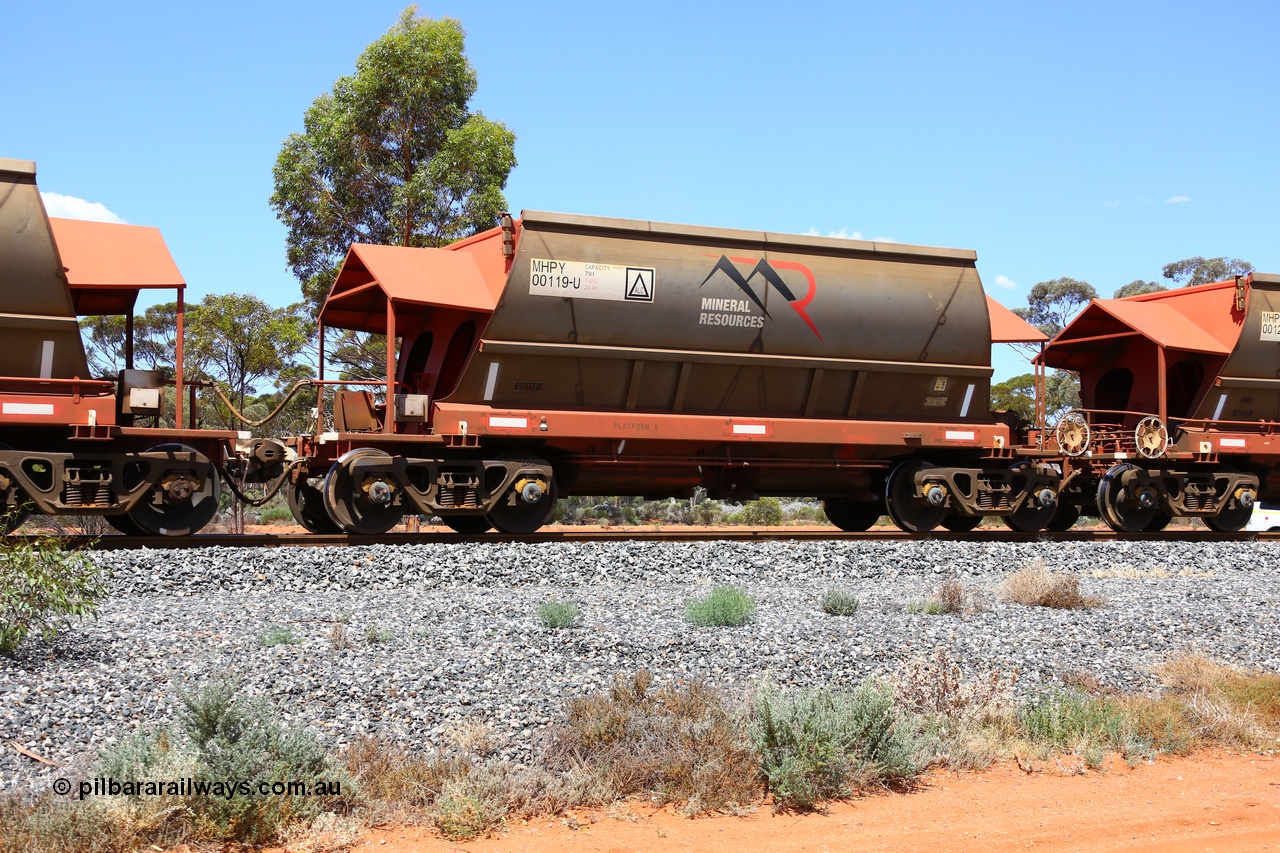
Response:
[1020, 690, 1132, 766]
[819, 590, 860, 617]
[536, 600, 579, 629]
[750, 682, 922, 811]
[271, 8, 517, 312]
[1113, 279, 1167, 298]
[990, 373, 1036, 422]
[907, 599, 946, 615]
[1162, 256, 1254, 287]
[185, 294, 312, 430]
[365, 624, 395, 644]
[685, 586, 756, 627]
[1011, 277, 1098, 338]
[1045, 370, 1082, 421]
[259, 624, 300, 647]
[82, 301, 181, 380]
[165, 680, 348, 844]
[0, 535, 108, 653]
[691, 499, 726, 525]
[741, 497, 784, 526]
[255, 504, 295, 525]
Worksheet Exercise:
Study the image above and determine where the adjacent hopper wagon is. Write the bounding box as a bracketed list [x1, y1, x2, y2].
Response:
[0, 159, 237, 534]
[1036, 275, 1280, 532]
[294, 211, 1058, 534]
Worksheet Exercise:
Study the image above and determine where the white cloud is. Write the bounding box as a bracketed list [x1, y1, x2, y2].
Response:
[40, 192, 126, 223]
[1166, 195, 1191, 204]
[806, 227, 865, 240]
[1105, 200, 1121, 208]
[993, 275, 1017, 289]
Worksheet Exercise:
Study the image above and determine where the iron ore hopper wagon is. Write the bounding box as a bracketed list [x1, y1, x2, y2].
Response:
[0, 159, 238, 535]
[292, 211, 1059, 535]
[1035, 275, 1280, 533]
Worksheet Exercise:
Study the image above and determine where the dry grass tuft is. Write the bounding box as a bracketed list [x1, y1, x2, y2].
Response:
[1000, 562, 1104, 609]
[544, 671, 759, 814]
[1155, 654, 1280, 744]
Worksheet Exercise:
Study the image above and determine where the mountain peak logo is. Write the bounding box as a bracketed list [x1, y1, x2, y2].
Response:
[699, 255, 823, 342]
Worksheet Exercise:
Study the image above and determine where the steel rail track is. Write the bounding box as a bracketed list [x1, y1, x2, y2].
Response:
[21, 528, 1280, 550]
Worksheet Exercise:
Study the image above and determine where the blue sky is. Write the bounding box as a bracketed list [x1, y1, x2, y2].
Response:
[7, 1, 1277, 380]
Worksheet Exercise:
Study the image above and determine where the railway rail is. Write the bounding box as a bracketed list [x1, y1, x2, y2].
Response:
[28, 528, 1280, 550]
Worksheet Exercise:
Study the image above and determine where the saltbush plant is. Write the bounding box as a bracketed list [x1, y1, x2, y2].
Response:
[259, 624, 299, 647]
[820, 589, 860, 616]
[0, 534, 108, 653]
[537, 600, 579, 629]
[685, 586, 756, 626]
[750, 681, 922, 811]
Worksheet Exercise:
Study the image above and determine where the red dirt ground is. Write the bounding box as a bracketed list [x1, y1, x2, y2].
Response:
[356, 751, 1280, 853]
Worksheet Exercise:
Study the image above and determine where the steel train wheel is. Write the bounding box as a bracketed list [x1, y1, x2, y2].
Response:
[440, 515, 493, 534]
[106, 513, 147, 536]
[322, 448, 404, 535]
[940, 511, 982, 532]
[1095, 462, 1157, 533]
[1046, 502, 1080, 532]
[287, 476, 342, 534]
[126, 444, 221, 536]
[1204, 503, 1252, 533]
[1144, 512, 1172, 532]
[884, 460, 945, 533]
[1002, 463, 1055, 532]
[486, 454, 557, 534]
[823, 499, 884, 532]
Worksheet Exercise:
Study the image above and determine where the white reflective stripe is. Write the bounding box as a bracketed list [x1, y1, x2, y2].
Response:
[732, 424, 767, 435]
[39, 340, 54, 379]
[483, 362, 499, 401]
[945, 430, 975, 441]
[617, 440, 626, 454]
[959, 383, 975, 417]
[489, 416, 528, 429]
[1213, 393, 1227, 420]
[2, 402, 55, 415]
[1220, 438, 1247, 448]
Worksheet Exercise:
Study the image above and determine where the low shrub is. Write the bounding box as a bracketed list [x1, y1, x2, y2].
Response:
[255, 504, 295, 525]
[685, 586, 756, 626]
[364, 624, 395, 644]
[741, 497, 784, 526]
[537, 600, 579, 629]
[691, 499, 726, 526]
[820, 589, 860, 616]
[908, 580, 985, 616]
[259, 624, 299, 647]
[544, 671, 759, 814]
[751, 681, 923, 811]
[0, 534, 109, 653]
[1000, 562, 1104, 609]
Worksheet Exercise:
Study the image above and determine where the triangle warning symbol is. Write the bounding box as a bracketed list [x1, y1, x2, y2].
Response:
[625, 269, 653, 300]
